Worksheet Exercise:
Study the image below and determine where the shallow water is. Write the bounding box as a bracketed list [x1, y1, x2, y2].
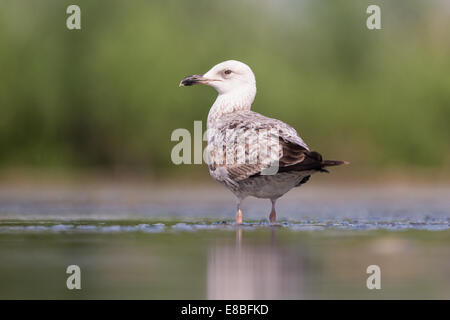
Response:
[0, 184, 449, 299]
[0, 222, 449, 299]
[0, 218, 448, 233]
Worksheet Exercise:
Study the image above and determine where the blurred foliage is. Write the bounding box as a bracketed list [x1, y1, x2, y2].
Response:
[0, 0, 449, 176]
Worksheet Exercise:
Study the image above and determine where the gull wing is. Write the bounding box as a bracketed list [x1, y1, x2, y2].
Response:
[208, 111, 328, 182]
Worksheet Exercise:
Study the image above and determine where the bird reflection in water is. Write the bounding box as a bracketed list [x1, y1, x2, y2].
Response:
[207, 227, 304, 299]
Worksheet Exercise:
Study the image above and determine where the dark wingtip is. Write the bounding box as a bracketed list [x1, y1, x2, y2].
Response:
[321, 159, 349, 167]
[308, 151, 323, 162]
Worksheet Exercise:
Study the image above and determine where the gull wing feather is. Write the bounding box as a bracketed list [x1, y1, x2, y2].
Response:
[208, 111, 323, 182]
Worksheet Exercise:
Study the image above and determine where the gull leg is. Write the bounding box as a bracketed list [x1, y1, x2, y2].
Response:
[269, 199, 277, 224]
[236, 200, 243, 224]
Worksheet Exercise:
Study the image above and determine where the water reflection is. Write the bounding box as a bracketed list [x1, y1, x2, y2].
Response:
[207, 227, 305, 299]
[208, 229, 450, 299]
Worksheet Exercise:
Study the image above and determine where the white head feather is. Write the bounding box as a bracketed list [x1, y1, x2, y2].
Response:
[180, 60, 257, 125]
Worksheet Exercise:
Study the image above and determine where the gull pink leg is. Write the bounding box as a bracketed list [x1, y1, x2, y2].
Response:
[269, 199, 277, 223]
[236, 200, 243, 224]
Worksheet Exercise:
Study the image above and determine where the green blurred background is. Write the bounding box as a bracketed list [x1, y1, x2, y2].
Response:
[0, 0, 449, 181]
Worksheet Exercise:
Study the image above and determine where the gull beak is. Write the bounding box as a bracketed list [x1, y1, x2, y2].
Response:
[179, 74, 209, 87]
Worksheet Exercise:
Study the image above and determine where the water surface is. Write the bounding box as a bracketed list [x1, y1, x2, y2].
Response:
[0, 184, 448, 299]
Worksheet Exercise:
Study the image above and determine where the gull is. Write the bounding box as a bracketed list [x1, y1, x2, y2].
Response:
[180, 60, 347, 224]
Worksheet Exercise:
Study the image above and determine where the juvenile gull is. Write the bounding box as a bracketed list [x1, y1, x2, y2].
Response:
[180, 60, 347, 224]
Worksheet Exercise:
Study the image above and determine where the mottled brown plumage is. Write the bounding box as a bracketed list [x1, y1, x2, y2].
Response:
[180, 60, 347, 223]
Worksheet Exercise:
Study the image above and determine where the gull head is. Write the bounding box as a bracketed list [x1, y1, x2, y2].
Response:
[179, 60, 256, 95]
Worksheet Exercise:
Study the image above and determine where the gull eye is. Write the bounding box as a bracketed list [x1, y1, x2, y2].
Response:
[224, 69, 232, 75]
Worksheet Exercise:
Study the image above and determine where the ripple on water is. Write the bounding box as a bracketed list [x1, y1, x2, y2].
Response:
[0, 218, 448, 234]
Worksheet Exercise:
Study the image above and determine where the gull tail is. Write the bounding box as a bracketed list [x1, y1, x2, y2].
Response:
[276, 149, 349, 174]
[319, 159, 349, 173]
